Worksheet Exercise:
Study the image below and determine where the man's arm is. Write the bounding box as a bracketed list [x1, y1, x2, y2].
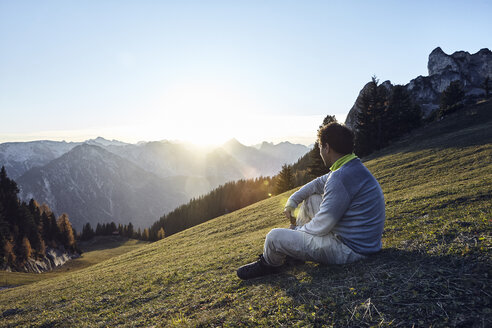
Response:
[283, 174, 328, 229]
[285, 174, 328, 210]
[299, 175, 350, 236]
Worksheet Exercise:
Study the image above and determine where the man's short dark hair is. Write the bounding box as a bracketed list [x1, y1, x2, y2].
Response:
[317, 123, 354, 154]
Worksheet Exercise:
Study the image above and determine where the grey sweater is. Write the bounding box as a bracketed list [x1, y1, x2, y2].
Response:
[286, 158, 385, 255]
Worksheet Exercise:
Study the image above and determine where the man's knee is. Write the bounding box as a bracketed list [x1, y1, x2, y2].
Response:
[265, 228, 289, 246]
[297, 194, 322, 226]
[305, 194, 322, 214]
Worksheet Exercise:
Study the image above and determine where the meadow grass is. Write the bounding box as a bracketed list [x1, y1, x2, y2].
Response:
[0, 100, 491, 327]
[0, 236, 149, 288]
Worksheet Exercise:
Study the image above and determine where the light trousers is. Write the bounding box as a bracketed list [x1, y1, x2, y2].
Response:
[263, 194, 367, 266]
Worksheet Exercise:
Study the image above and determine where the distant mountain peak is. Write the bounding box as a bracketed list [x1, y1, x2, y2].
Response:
[222, 138, 245, 149]
[85, 137, 129, 147]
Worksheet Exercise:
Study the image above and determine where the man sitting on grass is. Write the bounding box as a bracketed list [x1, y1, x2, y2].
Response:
[237, 123, 386, 280]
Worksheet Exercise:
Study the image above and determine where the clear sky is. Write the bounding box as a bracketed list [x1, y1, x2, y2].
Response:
[1, 0, 491, 146]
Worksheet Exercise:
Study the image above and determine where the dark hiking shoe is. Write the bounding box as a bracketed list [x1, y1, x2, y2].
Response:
[237, 254, 282, 280]
[284, 255, 305, 266]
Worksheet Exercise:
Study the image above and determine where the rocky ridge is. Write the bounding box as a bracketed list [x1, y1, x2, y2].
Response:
[345, 47, 492, 128]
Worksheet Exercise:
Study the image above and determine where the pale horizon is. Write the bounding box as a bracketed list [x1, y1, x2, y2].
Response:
[0, 112, 336, 147]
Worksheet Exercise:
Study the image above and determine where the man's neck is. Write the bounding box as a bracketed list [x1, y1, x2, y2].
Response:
[330, 153, 358, 171]
[329, 153, 344, 167]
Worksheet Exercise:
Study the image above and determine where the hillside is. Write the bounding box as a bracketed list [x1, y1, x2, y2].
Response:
[1, 101, 491, 327]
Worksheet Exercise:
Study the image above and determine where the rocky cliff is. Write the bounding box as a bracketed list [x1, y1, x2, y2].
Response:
[1, 247, 79, 273]
[345, 47, 492, 128]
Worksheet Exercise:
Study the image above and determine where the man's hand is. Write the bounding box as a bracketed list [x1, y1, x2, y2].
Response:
[284, 207, 296, 228]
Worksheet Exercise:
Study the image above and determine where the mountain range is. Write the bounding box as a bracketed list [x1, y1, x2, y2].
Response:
[0, 138, 310, 230]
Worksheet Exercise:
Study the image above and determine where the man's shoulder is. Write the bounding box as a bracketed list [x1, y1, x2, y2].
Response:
[330, 159, 377, 188]
[332, 158, 365, 176]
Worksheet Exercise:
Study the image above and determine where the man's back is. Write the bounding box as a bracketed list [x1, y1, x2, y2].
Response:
[329, 158, 385, 255]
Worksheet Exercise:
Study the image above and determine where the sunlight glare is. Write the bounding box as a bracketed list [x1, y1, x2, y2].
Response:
[152, 82, 265, 146]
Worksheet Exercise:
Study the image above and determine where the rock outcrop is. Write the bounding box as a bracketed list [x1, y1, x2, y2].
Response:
[1, 247, 79, 273]
[345, 47, 492, 128]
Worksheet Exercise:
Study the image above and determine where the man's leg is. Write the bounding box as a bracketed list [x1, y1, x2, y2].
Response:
[237, 229, 366, 280]
[296, 194, 322, 227]
[263, 228, 367, 266]
[237, 228, 306, 280]
[263, 228, 307, 266]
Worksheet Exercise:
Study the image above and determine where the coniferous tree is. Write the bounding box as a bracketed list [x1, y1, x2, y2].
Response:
[0, 166, 20, 224]
[28, 230, 44, 258]
[157, 227, 165, 240]
[306, 144, 325, 178]
[386, 85, 422, 139]
[307, 115, 337, 178]
[57, 213, 75, 250]
[40, 212, 50, 242]
[0, 204, 5, 265]
[439, 80, 465, 117]
[16, 236, 32, 265]
[482, 76, 490, 98]
[81, 223, 95, 241]
[143, 228, 150, 241]
[109, 222, 117, 234]
[28, 199, 42, 227]
[127, 222, 134, 238]
[37, 238, 46, 258]
[47, 212, 60, 247]
[354, 76, 390, 156]
[95, 223, 102, 235]
[275, 164, 294, 194]
[3, 239, 16, 266]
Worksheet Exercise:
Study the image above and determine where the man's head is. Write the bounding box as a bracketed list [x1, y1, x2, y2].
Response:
[317, 123, 354, 166]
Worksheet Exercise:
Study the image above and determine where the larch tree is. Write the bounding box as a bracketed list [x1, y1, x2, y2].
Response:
[57, 213, 75, 250]
[17, 236, 32, 265]
[157, 227, 165, 240]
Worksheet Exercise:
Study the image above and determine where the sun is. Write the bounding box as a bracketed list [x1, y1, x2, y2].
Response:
[149, 82, 258, 146]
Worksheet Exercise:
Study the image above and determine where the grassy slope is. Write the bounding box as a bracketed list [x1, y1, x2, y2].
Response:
[0, 237, 149, 287]
[1, 101, 491, 327]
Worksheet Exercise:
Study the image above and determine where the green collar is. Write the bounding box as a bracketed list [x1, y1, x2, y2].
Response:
[330, 153, 358, 171]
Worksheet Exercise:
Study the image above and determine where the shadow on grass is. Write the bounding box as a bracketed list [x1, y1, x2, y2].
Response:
[241, 248, 491, 327]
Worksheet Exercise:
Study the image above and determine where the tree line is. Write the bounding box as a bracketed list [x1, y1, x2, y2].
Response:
[353, 77, 422, 156]
[79, 221, 165, 242]
[149, 177, 276, 239]
[0, 166, 78, 269]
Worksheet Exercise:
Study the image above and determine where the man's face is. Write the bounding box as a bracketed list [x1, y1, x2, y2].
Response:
[319, 142, 329, 167]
